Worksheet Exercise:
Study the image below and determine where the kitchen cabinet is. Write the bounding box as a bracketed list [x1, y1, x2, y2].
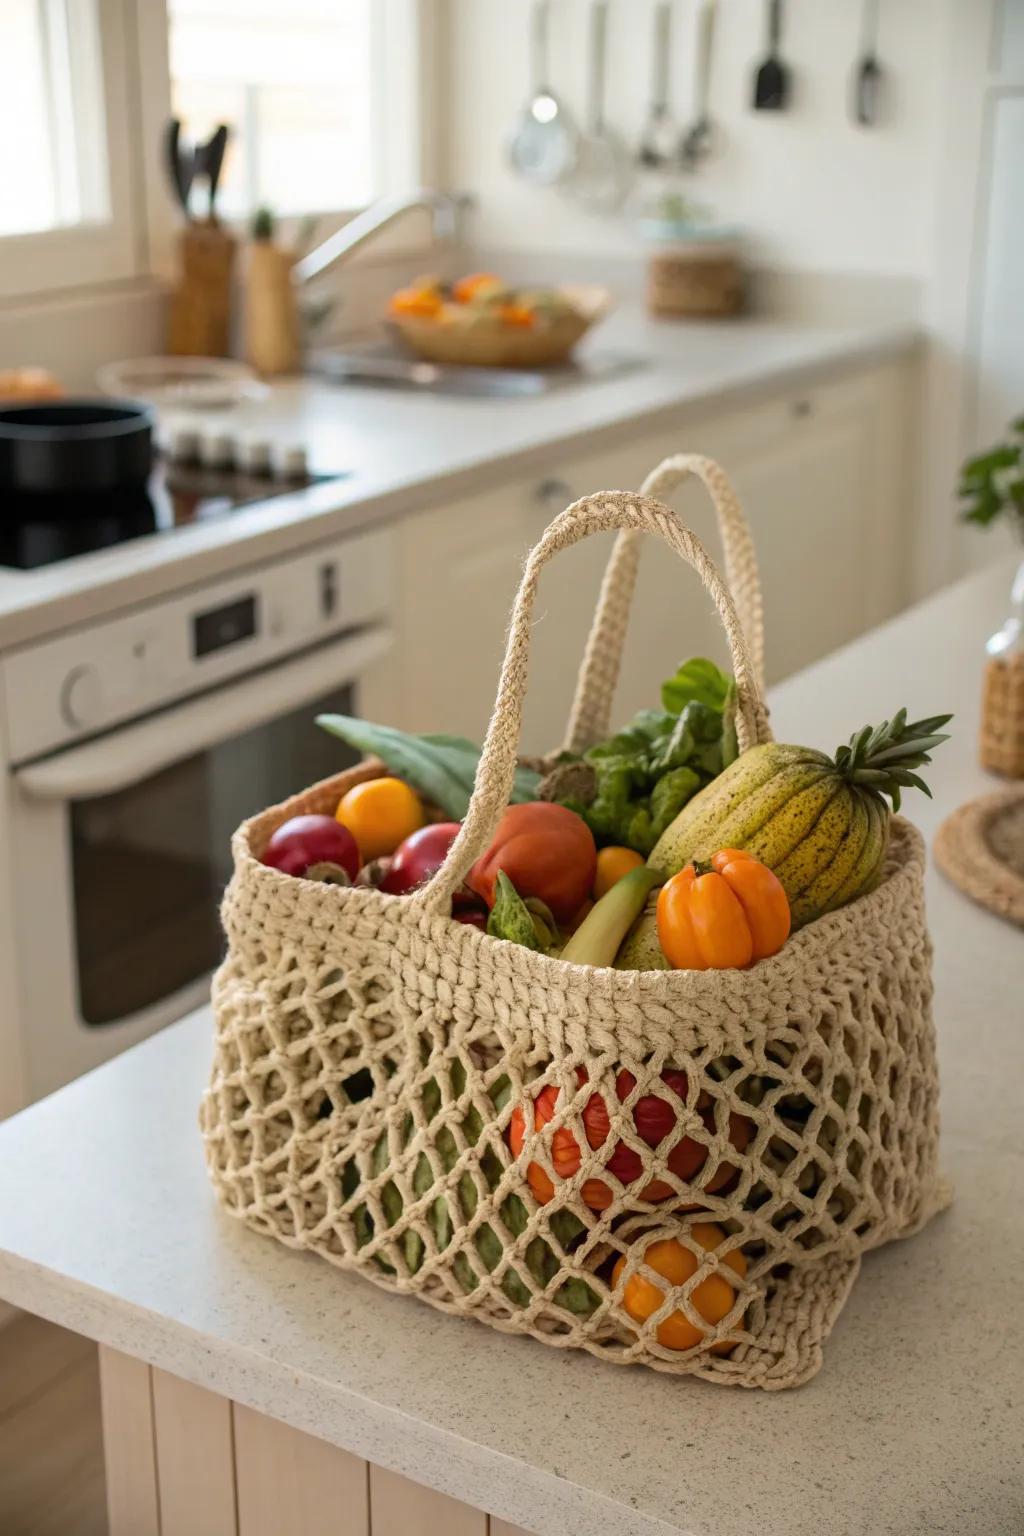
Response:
[395, 358, 914, 754]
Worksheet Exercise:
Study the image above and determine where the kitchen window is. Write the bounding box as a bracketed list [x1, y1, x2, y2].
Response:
[0, 0, 432, 300]
[0, 0, 140, 297]
[167, 0, 377, 220]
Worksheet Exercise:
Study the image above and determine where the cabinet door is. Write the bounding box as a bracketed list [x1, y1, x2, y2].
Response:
[393, 359, 912, 746]
[394, 482, 531, 743]
[707, 365, 911, 683]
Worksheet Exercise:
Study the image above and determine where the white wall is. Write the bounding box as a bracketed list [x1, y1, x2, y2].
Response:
[448, 0, 954, 277]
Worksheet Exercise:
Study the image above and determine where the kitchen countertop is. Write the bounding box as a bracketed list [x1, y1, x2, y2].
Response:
[0, 309, 918, 650]
[1, 554, 1018, 1536]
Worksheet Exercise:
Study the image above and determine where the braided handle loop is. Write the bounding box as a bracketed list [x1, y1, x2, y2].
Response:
[417, 490, 773, 914]
[564, 454, 765, 754]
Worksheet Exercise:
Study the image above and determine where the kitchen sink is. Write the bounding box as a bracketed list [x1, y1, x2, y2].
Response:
[309, 343, 645, 398]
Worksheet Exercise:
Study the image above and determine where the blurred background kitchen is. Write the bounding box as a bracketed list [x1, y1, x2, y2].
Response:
[0, 0, 1021, 1122]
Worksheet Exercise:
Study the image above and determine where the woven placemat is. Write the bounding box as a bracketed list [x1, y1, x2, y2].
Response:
[933, 787, 1024, 927]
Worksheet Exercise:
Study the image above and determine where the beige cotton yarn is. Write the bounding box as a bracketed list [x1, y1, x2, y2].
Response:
[202, 461, 947, 1390]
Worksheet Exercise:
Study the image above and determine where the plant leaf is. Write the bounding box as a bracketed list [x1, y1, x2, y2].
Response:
[661, 657, 732, 715]
[487, 871, 544, 950]
[316, 715, 539, 818]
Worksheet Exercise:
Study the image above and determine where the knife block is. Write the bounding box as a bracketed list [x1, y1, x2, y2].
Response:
[244, 241, 300, 377]
[167, 222, 237, 358]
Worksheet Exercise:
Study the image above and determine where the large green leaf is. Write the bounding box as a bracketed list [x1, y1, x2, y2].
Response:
[317, 715, 540, 819]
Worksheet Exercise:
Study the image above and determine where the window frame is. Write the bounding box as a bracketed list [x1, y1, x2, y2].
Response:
[0, 0, 144, 300]
[0, 0, 438, 302]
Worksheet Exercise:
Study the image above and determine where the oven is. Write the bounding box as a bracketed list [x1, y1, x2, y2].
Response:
[1, 527, 394, 1108]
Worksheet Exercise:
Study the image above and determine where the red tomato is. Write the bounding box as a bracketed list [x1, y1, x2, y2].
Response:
[508, 1066, 722, 1210]
[467, 803, 596, 924]
[582, 1069, 709, 1203]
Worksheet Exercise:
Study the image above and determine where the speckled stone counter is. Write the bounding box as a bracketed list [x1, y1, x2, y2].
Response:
[0, 555, 1021, 1536]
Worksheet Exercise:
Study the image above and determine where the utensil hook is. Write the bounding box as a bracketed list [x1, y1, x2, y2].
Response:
[693, 0, 716, 121]
[768, 0, 783, 49]
[652, 0, 672, 113]
[531, 0, 551, 92]
[588, 0, 609, 132]
[860, 0, 880, 56]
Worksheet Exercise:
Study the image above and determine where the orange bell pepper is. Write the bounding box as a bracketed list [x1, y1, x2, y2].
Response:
[656, 848, 790, 970]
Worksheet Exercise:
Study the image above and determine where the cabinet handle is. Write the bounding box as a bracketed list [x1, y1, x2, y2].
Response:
[790, 398, 813, 419]
[534, 476, 574, 511]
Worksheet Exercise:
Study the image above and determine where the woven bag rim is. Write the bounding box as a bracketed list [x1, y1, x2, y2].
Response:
[228, 769, 925, 1008]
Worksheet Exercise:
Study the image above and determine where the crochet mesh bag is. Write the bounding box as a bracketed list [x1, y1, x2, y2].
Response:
[202, 457, 948, 1390]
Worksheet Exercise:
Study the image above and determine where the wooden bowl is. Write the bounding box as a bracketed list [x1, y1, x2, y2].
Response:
[390, 284, 612, 370]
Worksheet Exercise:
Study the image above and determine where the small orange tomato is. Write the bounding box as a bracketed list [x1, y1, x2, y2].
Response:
[498, 301, 536, 329]
[593, 845, 645, 900]
[452, 272, 503, 303]
[612, 1224, 747, 1352]
[336, 777, 425, 861]
[656, 848, 790, 970]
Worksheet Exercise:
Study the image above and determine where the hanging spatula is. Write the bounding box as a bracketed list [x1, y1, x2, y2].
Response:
[752, 0, 790, 112]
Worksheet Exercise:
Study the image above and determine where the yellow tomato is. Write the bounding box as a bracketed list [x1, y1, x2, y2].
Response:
[612, 1225, 747, 1353]
[336, 777, 425, 861]
[593, 845, 645, 900]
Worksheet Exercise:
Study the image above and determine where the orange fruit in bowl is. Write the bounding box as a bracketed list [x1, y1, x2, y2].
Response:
[612, 1224, 747, 1352]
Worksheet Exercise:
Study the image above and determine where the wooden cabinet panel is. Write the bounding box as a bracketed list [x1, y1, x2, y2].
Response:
[369, 1463, 487, 1536]
[99, 1347, 160, 1536]
[234, 1402, 369, 1536]
[489, 1520, 534, 1536]
[151, 1368, 237, 1536]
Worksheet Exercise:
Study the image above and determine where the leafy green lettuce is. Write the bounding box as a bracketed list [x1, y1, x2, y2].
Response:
[547, 659, 733, 855]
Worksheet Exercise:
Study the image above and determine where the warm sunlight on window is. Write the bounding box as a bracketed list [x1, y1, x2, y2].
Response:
[167, 0, 377, 220]
[0, 0, 111, 237]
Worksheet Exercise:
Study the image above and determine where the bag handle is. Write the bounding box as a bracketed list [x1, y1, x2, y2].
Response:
[564, 454, 765, 755]
[416, 491, 773, 915]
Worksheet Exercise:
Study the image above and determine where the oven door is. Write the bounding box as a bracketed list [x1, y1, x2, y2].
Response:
[11, 625, 392, 1102]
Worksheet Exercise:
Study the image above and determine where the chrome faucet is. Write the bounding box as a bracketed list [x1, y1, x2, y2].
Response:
[293, 190, 473, 286]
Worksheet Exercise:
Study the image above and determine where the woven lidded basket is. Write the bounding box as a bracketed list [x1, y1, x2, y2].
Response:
[203, 457, 947, 1390]
[980, 652, 1024, 778]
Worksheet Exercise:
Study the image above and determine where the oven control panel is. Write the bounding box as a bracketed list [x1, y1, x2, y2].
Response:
[2, 527, 394, 764]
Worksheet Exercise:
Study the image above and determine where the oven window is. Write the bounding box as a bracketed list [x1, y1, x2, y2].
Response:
[71, 683, 360, 1026]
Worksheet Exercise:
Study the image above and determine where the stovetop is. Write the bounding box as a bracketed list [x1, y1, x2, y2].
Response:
[0, 459, 336, 571]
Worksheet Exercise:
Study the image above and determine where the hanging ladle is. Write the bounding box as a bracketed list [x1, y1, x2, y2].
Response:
[680, 0, 718, 170]
[507, 0, 578, 186]
[638, 0, 681, 170]
[572, 0, 631, 211]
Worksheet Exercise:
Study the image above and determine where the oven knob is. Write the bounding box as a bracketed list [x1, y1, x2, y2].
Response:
[60, 665, 103, 730]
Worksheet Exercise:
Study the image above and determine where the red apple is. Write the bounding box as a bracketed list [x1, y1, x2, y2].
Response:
[261, 815, 360, 881]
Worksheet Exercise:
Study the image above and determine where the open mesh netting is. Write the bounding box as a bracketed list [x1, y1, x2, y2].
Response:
[203, 773, 945, 1390]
